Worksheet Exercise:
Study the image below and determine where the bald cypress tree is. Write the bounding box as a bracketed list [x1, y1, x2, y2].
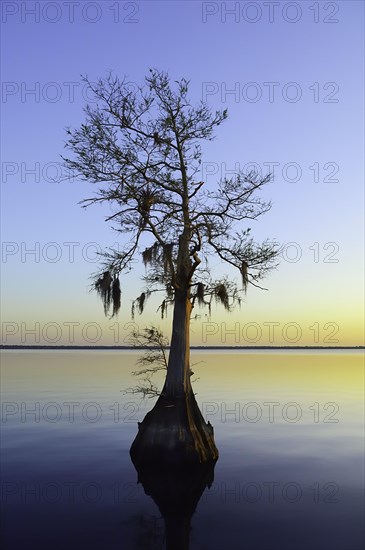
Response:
[63, 69, 279, 467]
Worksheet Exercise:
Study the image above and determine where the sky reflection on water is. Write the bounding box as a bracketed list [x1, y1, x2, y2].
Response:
[1, 351, 364, 549]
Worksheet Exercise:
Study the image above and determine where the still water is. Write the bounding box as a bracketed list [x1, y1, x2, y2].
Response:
[1, 350, 364, 549]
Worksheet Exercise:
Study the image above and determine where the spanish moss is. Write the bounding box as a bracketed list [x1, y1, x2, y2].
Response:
[196, 282, 205, 306]
[215, 283, 230, 311]
[137, 292, 146, 314]
[112, 276, 121, 316]
[95, 271, 113, 315]
[138, 186, 158, 229]
[163, 243, 174, 272]
[161, 299, 166, 319]
[142, 242, 160, 267]
[240, 260, 248, 292]
[142, 247, 154, 267]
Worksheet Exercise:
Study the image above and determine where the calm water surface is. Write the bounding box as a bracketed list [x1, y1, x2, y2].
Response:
[1, 350, 364, 549]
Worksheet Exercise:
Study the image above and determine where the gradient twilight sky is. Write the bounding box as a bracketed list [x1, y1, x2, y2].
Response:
[1, 1, 364, 346]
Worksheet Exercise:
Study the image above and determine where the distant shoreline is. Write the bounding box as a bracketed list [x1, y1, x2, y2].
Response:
[1, 345, 364, 350]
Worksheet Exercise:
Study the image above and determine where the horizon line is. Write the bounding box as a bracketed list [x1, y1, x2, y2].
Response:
[1, 345, 364, 350]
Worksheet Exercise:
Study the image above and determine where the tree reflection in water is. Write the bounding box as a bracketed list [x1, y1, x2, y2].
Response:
[131, 458, 217, 550]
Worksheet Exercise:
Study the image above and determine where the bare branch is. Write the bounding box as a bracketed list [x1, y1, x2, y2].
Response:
[62, 69, 279, 319]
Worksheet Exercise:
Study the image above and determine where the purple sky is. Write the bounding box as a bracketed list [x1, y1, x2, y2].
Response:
[1, 1, 364, 346]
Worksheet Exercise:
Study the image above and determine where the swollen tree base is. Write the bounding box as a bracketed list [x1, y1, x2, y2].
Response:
[130, 389, 218, 468]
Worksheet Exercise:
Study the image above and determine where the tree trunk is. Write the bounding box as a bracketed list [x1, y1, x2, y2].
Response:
[130, 288, 218, 468]
[162, 288, 192, 398]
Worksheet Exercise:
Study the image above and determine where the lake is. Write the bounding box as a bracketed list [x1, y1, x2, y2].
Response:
[1, 350, 364, 549]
